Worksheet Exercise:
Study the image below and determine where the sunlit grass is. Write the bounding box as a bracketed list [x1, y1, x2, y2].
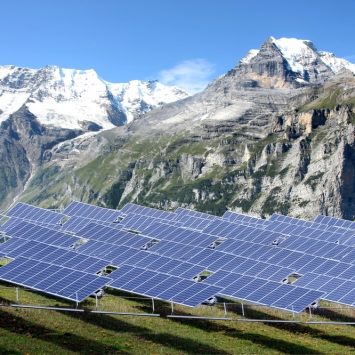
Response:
[0, 285, 355, 354]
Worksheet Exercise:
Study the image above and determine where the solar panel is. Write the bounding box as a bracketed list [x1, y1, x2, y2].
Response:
[2, 219, 79, 248]
[63, 201, 124, 222]
[61, 216, 122, 234]
[223, 211, 269, 227]
[108, 265, 221, 307]
[0, 257, 111, 302]
[5, 203, 65, 225]
[120, 203, 173, 220]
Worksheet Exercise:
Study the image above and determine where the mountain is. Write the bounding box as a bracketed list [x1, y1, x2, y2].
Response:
[0, 65, 189, 130]
[0, 65, 188, 206]
[2, 37, 355, 221]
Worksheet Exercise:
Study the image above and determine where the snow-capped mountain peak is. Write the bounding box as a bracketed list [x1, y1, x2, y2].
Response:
[267, 37, 355, 76]
[108, 79, 188, 123]
[319, 51, 355, 74]
[270, 37, 318, 74]
[0, 65, 189, 130]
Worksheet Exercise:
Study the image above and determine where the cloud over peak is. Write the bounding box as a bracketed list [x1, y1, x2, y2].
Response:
[158, 59, 215, 94]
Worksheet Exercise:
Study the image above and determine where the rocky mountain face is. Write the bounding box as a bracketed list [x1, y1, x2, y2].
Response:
[2, 37, 355, 220]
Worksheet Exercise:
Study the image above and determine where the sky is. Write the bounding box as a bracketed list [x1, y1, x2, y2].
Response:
[1, 0, 355, 93]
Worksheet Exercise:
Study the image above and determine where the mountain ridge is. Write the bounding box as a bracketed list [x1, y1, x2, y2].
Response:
[1, 37, 355, 220]
[0, 64, 189, 130]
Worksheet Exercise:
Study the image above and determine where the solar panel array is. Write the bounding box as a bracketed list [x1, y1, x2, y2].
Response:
[0, 202, 354, 311]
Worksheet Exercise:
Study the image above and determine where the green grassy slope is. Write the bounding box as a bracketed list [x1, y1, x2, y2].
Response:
[1, 285, 355, 354]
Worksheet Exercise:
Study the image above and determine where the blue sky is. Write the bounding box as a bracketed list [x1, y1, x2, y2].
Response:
[1, 0, 354, 93]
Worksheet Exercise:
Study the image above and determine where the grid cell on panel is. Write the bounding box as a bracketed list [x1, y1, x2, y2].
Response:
[207, 254, 239, 272]
[120, 270, 158, 291]
[246, 281, 281, 304]
[45, 271, 82, 294]
[313, 259, 339, 275]
[25, 265, 61, 285]
[324, 281, 355, 302]
[33, 268, 73, 290]
[258, 284, 294, 306]
[337, 265, 355, 280]
[243, 262, 270, 277]
[221, 256, 248, 272]
[183, 285, 222, 307]
[232, 278, 268, 300]
[171, 282, 208, 304]
[133, 273, 168, 295]
[291, 290, 325, 312]
[144, 276, 181, 297]
[156, 259, 182, 273]
[227, 258, 255, 274]
[270, 287, 307, 311]
[109, 267, 146, 288]
[325, 263, 351, 277]
[157, 279, 193, 301]
[341, 249, 355, 264]
[277, 251, 305, 268]
[268, 267, 294, 282]
[297, 257, 328, 274]
[304, 275, 334, 290]
[11, 263, 48, 284]
[220, 275, 254, 296]
[338, 288, 355, 306]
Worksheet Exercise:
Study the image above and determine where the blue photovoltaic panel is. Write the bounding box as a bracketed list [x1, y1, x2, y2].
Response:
[0, 257, 111, 302]
[63, 201, 124, 222]
[2, 219, 79, 248]
[171, 215, 214, 231]
[223, 211, 269, 227]
[108, 265, 222, 307]
[5, 203, 65, 225]
[314, 215, 355, 230]
[173, 207, 218, 221]
[61, 216, 122, 234]
[120, 203, 173, 220]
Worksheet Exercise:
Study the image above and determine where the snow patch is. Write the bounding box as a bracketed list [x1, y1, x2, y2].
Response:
[319, 51, 355, 74]
[108, 80, 188, 123]
[240, 49, 260, 64]
[0, 91, 30, 123]
[271, 37, 317, 74]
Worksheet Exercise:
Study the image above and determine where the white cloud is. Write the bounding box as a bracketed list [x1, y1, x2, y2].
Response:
[158, 59, 215, 94]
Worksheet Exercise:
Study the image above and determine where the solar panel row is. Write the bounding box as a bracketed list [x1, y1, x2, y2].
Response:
[1, 201, 354, 310]
[63, 201, 124, 222]
[0, 257, 110, 302]
[5, 203, 65, 225]
[1, 219, 79, 248]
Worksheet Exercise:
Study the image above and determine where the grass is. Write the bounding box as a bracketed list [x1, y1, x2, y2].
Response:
[0, 285, 355, 354]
